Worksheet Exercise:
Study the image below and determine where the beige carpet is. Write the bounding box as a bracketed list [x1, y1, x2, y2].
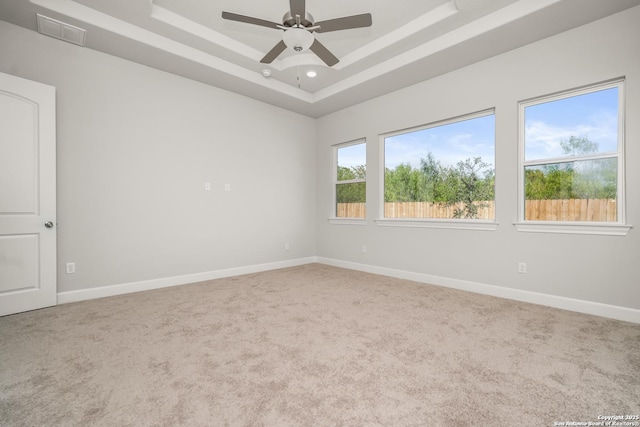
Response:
[1, 264, 639, 426]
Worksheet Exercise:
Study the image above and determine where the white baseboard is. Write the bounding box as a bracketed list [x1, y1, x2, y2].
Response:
[316, 257, 640, 324]
[57, 257, 317, 305]
[58, 256, 639, 324]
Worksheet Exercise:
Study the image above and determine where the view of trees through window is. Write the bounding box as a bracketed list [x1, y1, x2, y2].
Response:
[335, 142, 366, 218]
[383, 112, 496, 219]
[331, 82, 622, 224]
[522, 83, 621, 222]
[524, 137, 617, 200]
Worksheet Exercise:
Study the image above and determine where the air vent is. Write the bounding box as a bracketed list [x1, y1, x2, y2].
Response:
[36, 14, 86, 46]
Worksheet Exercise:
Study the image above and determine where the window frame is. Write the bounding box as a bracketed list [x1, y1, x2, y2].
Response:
[329, 138, 367, 225]
[515, 79, 631, 236]
[376, 109, 498, 231]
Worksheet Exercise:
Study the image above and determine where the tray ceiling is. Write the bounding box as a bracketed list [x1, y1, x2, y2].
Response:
[1, 0, 639, 117]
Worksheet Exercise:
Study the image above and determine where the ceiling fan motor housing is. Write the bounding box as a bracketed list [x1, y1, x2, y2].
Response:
[282, 11, 314, 28]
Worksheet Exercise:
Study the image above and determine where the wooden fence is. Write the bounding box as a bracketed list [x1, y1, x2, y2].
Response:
[337, 203, 366, 218]
[525, 198, 616, 222]
[384, 201, 495, 219]
[337, 199, 616, 221]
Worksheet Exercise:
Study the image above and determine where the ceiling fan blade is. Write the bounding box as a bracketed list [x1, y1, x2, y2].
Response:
[309, 39, 339, 67]
[221, 11, 281, 30]
[289, 0, 306, 20]
[315, 13, 372, 33]
[260, 40, 287, 64]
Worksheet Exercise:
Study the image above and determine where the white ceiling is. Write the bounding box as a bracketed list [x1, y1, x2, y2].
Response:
[1, 0, 639, 117]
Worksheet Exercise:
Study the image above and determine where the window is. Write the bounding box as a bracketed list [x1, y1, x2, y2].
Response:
[519, 80, 626, 232]
[333, 140, 366, 220]
[381, 110, 495, 222]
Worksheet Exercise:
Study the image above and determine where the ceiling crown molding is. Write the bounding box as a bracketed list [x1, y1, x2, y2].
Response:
[18, 0, 638, 117]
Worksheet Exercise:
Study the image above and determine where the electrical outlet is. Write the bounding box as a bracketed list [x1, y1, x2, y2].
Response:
[204, 182, 211, 191]
[224, 184, 231, 192]
[285, 243, 290, 250]
[518, 262, 527, 274]
[66, 262, 76, 274]
[361, 244, 367, 254]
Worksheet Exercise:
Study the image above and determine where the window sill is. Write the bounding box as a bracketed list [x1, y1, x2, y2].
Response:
[375, 218, 498, 231]
[514, 222, 632, 236]
[328, 218, 367, 226]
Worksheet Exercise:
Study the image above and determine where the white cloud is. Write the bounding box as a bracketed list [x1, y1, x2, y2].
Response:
[525, 111, 617, 160]
[385, 131, 495, 169]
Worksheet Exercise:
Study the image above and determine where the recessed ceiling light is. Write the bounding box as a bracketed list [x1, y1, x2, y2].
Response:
[261, 69, 272, 78]
[306, 70, 317, 78]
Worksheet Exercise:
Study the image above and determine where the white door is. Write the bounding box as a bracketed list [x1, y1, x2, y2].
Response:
[0, 72, 56, 316]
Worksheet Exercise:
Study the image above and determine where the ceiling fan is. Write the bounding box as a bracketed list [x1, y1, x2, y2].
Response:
[222, 0, 372, 67]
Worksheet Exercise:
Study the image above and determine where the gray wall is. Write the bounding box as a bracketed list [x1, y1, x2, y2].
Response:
[316, 7, 640, 310]
[1, 5, 638, 312]
[0, 21, 317, 293]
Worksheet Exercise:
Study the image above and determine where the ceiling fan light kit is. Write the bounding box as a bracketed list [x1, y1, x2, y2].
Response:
[222, 0, 372, 67]
[283, 27, 314, 52]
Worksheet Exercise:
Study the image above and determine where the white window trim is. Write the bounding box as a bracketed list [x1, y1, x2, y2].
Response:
[514, 221, 631, 236]
[515, 79, 630, 236]
[375, 218, 498, 231]
[378, 108, 497, 229]
[329, 138, 367, 223]
[328, 218, 367, 226]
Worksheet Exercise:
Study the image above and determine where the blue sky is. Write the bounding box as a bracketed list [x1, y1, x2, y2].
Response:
[337, 142, 367, 169]
[385, 114, 495, 169]
[338, 86, 618, 171]
[524, 87, 619, 160]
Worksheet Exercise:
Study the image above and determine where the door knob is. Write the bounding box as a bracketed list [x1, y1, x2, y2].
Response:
[45, 221, 54, 228]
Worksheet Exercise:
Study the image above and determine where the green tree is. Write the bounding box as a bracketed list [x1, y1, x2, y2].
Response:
[525, 136, 616, 200]
[384, 163, 428, 202]
[525, 166, 575, 199]
[385, 153, 495, 219]
[418, 152, 459, 203]
[448, 157, 495, 218]
[337, 165, 366, 203]
[338, 165, 365, 180]
[560, 136, 598, 156]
